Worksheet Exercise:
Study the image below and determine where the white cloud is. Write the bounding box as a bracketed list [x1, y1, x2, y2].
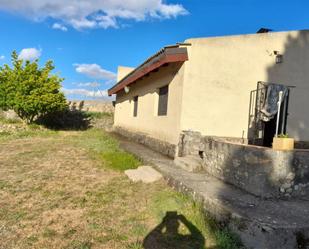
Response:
[0, 1, 188, 30]
[77, 82, 101, 88]
[62, 88, 108, 98]
[18, 48, 41, 61]
[0, 55, 5, 60]
[74, 63, 116, 80]
[52, 23, 68, 31]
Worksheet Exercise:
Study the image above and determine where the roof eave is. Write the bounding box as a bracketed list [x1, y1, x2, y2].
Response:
[108, 46, 188, 96]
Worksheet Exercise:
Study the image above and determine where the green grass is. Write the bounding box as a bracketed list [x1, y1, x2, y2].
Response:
[101, 151, 140, 171]
[65, 240, 92, 249]
[70, 129, 118, 152]
[126, 241, 144, 249]
[70, 128, 141, 171]
[150, 190, 243, 249]
[42, 228, 57, 238]
[0, 180, 12, 190]
[214, 228, 243, 249]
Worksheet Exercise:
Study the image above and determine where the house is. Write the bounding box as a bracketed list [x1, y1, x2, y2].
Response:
[108, 30, 309, 158]
[108, 30, 309, 247]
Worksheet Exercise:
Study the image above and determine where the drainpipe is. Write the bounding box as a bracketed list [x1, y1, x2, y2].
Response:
[275, 91, 283, 137]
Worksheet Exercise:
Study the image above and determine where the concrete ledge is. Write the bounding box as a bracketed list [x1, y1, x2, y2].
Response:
[116, 133, 309, 249]
[113, 126, 176, 158]
[179, 130, 309, 199]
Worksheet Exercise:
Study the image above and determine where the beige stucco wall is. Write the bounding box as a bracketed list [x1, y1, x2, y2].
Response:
[180, 30, 309, 141]
[114, 62, 185, 144]
[117, 66, 135, 82]
[113, 30, 309, 145]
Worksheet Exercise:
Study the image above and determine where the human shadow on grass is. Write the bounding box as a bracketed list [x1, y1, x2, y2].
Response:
[143, 211, 205, 249]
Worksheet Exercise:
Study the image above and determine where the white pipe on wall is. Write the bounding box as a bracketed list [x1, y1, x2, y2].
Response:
[275, 91, 283, 137]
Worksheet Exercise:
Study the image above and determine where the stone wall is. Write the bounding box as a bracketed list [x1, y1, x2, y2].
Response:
[179, 131, 309, 199]
[69, 100, 114, 113]
[113, 126, 176, 158]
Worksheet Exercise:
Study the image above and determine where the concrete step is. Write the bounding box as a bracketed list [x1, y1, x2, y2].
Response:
[174, 155, 203, 172]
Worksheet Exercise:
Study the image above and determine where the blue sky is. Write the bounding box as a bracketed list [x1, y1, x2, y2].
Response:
[0, 0, 308, 100]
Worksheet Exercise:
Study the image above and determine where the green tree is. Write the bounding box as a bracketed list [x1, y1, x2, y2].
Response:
[0, 51, 67, 123]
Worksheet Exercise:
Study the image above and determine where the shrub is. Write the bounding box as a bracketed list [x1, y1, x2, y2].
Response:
[0, 51, 67, 124]
[36, 109, 91, 130]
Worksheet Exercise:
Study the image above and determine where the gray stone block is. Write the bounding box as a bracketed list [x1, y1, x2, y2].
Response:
[179, 131, 309, 199]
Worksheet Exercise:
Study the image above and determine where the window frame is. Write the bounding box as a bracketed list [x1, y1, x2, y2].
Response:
[157, 85, 169, 116]
[133, 96, 138, 117]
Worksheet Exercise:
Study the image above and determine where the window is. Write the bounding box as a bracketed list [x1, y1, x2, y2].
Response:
[158, 85, 169, 116]
[133, 96, 138, 117]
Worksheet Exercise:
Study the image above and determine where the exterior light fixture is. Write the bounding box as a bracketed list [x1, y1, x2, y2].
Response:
[274, 51, 283, 64]
[124, 86, 130, 93]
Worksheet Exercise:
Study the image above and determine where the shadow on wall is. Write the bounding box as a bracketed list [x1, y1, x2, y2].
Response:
[143, 211, 205, 249]
[248, 31, 309, 145]
[266, 31, 309, 142]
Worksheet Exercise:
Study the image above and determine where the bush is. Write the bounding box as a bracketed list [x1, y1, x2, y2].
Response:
[36, 109, 91, 130]
[0, 51, 67, 124]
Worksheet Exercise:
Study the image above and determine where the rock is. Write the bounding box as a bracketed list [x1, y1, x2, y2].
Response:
[174, 155, 203, 172]
[286, 172, 296, 181]
[286, 188, 293, 193]
[294, 185, 299, 191]
[280, 187, 285, 193]
[3, 110, 19, 120]
[125, 166, 162, 183]
[233, 159, 241, 168]
[281, 183, 292, 189]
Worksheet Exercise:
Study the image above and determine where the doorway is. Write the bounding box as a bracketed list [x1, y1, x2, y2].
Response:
[248, 82, 291, 147]
[263, 92, 289, 147]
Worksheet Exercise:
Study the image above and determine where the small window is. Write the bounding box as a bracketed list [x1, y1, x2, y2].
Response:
[133, 96, 138, 117]
[158, 85, 169, 116]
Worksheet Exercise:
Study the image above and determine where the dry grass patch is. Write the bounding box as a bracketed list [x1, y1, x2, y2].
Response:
[0, 128, 242, 249]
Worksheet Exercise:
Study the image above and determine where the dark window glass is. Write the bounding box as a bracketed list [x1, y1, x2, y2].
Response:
[158, 85, 169, 116]
[133, 96, 138, 117]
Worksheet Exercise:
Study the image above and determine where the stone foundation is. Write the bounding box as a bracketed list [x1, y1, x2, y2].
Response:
[179, 130, 309, 199]
[113, 126, 176, 158]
